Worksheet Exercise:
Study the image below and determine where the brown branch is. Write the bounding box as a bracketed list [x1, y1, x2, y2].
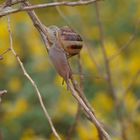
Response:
[0, 0, 100, 18]
[0, 48, 11, 60]
[7, 16, 62, 140]
[69, 55, 107, 139]
[67, 54, 86, 140]
[85, 43, 105, 78]
[66, 54, 83, 140]
[94, 2, 116, 99]
[67, 105, 81, 140]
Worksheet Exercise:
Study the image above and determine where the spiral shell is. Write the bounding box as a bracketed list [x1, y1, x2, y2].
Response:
[59, 26, 83, 57]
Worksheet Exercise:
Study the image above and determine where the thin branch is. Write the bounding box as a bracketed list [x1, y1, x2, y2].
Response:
[95, 1, 116, 99]
[68, 81, 111, 140]
[54, 0, 72, 27]
[66, 105, 81, 140]
[21, 1, 51, 51]
[66, 54, 83, 140]
[85, 43, 105, 78]
[7, 16, 62, 140]
[0, 0, 100, 18]
[0, 48, 11, 60]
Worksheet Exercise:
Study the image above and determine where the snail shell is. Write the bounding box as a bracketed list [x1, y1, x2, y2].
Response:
[47, 26, 83, 57]
[59, 26, 83, 57]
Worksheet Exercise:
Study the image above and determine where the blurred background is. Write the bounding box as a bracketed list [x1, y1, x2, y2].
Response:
[0, 0, 140, 140]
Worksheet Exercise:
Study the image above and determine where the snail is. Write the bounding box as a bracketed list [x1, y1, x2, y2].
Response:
[47, 26, 83, 89]
[47, 26, 83, 57]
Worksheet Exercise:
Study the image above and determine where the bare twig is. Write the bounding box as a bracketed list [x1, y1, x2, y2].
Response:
[85, 43, 105, 78]
[66, 54, 85, 140]
[21, 1, 51, 51]
[7, 16, 62, 140]
[67, 105, 81, 140]
[95, 1, 116, 99]
[54, 0, 72, 27]
[0, 48, 11, 60]
[0, 0, 100, 18]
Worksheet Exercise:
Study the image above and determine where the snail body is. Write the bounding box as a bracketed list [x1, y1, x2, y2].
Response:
[49, 42, 72, 89]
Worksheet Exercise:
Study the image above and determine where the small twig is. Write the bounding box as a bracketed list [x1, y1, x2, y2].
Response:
[0, 48, 11, 60]
[95, 1, 116, 100]
[22, 1, 50, 51]
[0, 0, 100, 18]
[54, 0, 72, 27]
[85, 43, 105, 78]
[7, 16, 61, 140]
[66, 54, 84, 140]
[67, 105, 81, 140]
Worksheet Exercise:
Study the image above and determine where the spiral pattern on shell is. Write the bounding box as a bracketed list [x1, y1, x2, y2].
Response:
[59, 26, 83, 57]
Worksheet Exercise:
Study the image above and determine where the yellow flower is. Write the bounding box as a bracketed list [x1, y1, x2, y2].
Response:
[77, 122, 99, 140]
[92, 92, 114, 117]
[54, 91, 77, 118]
[128, 55, 140, 75]
[4, 98, 28, 120]
[21, 128, 46, 140]
[104, 40, 118, 58]
[124, 92, 137, 113]
[8, 77, 22, 93]
[54, 75, 65, 88]
[81, 49, 96, 72]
